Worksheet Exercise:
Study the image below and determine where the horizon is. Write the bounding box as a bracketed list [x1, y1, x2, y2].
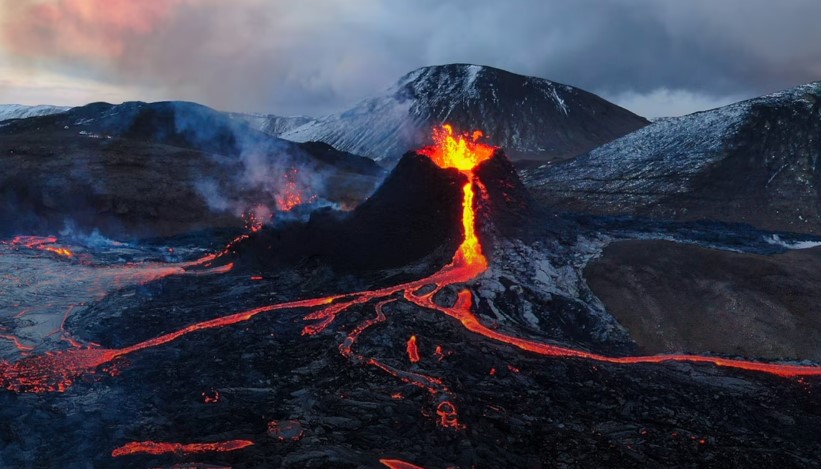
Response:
[1, 1, 820, 118]
[2, 63, 818, 120]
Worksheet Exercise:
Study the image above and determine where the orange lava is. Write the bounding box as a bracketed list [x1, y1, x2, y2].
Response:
[8, 235, 73, 258]
[406, 335, 420, 363]
[275, 167, 316, 211]
[111, 439, 253, 457]
[418, 124, 495, 171]
[436, 401, 464, 429]
[380, 458, 426, 469]
[0, 334, 34, 353]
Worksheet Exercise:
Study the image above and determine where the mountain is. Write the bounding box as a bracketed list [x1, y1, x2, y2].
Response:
[525, 81, 821, 234]
[0, 104, 71, 121]
[278, 64, 649, 164]
[227, 112, 313, 136]
[0, 101, 383, 238]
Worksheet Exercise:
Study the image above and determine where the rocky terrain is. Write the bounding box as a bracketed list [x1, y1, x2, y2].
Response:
[586, 239, 821, 361]
[277, 64, 648, 164]
[0, 101, 383, 239]
[1, 148, 820, 468]
[524, 81, 821, 234]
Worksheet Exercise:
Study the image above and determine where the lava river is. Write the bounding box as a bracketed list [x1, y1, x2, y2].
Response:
[2, 125, 821, 460]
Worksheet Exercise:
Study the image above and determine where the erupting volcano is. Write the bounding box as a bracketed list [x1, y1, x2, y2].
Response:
[1, 125, 820, 466]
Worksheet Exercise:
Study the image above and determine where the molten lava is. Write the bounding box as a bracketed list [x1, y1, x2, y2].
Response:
[111, 439, 253, 457]
[418, 124, 494, 171]
[275, 167, 317, 211]
[406, 335, 420, 363]
[8, 236, 73, 258]
[380, 459, 426, 469]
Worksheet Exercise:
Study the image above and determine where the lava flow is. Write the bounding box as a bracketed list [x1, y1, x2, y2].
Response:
[111, 440, 253, 457]
[406, 335, 421, 363]
[380, 459, 426, 469]
[2, 124, 821, 444]
[6, 236, 73, 258]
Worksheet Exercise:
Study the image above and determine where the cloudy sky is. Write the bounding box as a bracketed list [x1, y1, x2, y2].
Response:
[0, 0, 819, 118]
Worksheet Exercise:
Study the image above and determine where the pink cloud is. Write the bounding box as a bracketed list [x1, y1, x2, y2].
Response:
[3, 0, 188, 59]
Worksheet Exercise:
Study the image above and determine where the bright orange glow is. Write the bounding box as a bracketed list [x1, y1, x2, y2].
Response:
[455, 179, 486, 270]
[418, 124, 495, 171]
[8, 236, 73, 258]
[380, 458, 426, 469]
[111, 439, 253, 457]
[406, 335, 420, 363]
[275, 168, 317, 211]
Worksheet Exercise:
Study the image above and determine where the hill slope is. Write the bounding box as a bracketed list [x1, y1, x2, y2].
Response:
[525, 81, 821, 234]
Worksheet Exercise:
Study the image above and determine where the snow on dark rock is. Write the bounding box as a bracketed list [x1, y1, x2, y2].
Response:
[279, 64, 648, 164]
[526, 81, 821, 234]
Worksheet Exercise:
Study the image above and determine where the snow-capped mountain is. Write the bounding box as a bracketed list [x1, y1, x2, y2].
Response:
[525, 81, 821, 234]
[279, 64, 648, 163]
[0, 104, 71, 121]
[227, 112, 313, 136]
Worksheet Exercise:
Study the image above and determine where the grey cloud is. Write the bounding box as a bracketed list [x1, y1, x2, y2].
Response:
[2, 0, 820, 117]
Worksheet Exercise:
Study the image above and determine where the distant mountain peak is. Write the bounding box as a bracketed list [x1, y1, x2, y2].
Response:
[277, 63, 648, 164]
[0, 104, 71, 122]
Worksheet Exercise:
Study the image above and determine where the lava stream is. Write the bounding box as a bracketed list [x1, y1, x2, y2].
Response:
[111, 439, 253, 457]
[406, 335, 420, 363]
[380, 459, 426, 469]
[6, 236, 73, 258]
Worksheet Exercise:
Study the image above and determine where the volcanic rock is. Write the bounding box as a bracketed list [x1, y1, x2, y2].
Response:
[231, 152, 465, 273]
[585, 239, 821, 361]
[230, 148, 534, 273]
[526, 81, 821, 234]
[0, 101, 383, 238]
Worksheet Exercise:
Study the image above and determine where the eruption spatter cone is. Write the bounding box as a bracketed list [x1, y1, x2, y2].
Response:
[1, 126, 820, 441]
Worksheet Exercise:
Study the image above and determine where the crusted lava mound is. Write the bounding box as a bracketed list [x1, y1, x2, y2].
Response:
[229, 148, 531, 273]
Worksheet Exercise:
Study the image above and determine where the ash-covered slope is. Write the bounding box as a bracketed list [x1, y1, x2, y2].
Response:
[0, 101, 383, 238]
[0, 104, 71, 121]
[227, 148, 532, 273]
[526, 81, 821, 234]
[280, 64, 648, 164]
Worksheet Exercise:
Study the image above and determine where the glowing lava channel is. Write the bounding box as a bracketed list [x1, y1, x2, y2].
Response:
[6, 236, 73, 258]
[380, 458, 426, 469]
[111, 439, 253, 457]
[2, 125, 820, 437]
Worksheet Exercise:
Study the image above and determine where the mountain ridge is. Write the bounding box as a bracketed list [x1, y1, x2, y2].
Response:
[525, 80, 821, 234]
[277, 64, 649, 163]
